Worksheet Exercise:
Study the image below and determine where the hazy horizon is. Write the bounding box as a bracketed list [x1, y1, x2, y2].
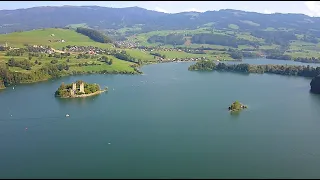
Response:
[0, 1, 319, 17]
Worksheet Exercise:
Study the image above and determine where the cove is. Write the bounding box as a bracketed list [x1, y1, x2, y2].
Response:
[0, 58, 320, 178]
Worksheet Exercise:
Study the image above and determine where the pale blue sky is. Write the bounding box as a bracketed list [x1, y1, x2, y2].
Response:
[0, 1, 319, 17]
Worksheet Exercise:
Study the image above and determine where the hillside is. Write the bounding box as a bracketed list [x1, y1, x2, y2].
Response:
[0, 6, 165, 33]
[1, 5, 320, 90]
[0, 6, 320, 36]
[1, 6, 320, 63]
[0, 28, 114, 49]
[0, 28, 143, 89]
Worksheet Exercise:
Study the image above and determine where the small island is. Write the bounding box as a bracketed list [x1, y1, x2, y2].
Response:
[310, 75, 320, 94]
[55, 80, 107, 98]
[228, 101, 247, 112]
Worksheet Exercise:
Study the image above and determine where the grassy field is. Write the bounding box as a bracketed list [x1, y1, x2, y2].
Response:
[124, 49, 156, 62]
[128, 27, 265, 49]
[0, 28, 114, 49]
[149, 50, 234, 60]
[236, 32, 264, 42]
[0, 28, 137, 76]
[0, 51, 136, 74]
[285, 51, 320, 58]
[70, 57, 136, 73]
[66, 23, 88, 29]
[112, 25, 320, 60]
[284, 40, 320, 58]
[228, 24, 239, 30]
[240, 20, 260, 27]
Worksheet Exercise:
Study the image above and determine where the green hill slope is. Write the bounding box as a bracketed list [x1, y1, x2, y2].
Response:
[0, 28, 141, 89]
[0, 28, 114, 49]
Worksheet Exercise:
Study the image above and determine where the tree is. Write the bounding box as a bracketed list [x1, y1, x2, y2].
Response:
[108, 59, 113, 65]
[76, 27, 112, 43]
[51, 59, 58, 64]
[59, 82, 66, 90]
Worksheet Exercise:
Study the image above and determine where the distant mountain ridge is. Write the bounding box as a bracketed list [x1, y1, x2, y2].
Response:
[0, 6, 320, 36]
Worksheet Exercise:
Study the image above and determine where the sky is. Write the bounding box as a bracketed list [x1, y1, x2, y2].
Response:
[0, 1, 320, 17]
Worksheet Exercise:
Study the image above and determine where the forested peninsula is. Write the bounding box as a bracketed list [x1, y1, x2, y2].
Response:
[188, 60, 320, 94]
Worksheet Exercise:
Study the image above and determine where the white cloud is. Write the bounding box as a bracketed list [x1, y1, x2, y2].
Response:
[305, 1, 320, 17]
[242, 6, 249, 10]
[263, 9, 273, 14]
[185, 8, 205, 12]
[154, 7, 168, 13]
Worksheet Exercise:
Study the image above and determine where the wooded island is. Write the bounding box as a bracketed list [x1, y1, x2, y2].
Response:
[55, 80, 107, 98]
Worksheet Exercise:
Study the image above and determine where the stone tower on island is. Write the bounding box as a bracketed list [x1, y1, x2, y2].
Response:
[79, 82, 85, 93]
[70, 82, 85, 96]
[72, 83, 76, 91]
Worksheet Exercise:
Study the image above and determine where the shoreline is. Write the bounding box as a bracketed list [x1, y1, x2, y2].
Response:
[58, 89, 107, 98]
[2, 57, 319, 90]
[157, 59, 241, 64]
[2, 69, 140, 89]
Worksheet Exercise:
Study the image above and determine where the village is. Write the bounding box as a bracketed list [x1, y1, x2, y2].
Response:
[0, 36, 225, 65]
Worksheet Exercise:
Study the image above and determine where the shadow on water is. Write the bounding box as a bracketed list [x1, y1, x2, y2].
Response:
[308, 90, 320, 104]
[230, 110, 241, 119]
[216, 71, 250, 77]
[194, 70, 250, 77]
[54, 92, 106, 107]
[309, 90, 320, 96]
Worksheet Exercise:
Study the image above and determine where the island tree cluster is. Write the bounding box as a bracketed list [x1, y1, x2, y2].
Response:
[310, 75, 320, 94]
[228, 101, 247, 112]
[55, 80, 102, 98]
[188, 60, 320, 78]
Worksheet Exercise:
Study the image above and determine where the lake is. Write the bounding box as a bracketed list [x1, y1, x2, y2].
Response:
[1, 58, 320, 178]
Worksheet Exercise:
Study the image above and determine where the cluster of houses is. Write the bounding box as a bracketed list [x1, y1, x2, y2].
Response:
[27, 45, 55, 54]
[135, 46, 183, 52]
[157, 56, 207, 62]
[114, 41, 139, 48]
[48, 39, 65, 43]
[0, 44, 55, 54]
[65, 45, 124, 56]
[66, 46, 108, 55]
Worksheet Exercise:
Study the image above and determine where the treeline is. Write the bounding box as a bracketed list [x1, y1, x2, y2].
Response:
[150, 52, 166, 59]
[227, 49, 261, 60]
[97, 56, 113, 65]
[5, 49, 26, 56]
[301, 34, 319, 43]
[188, 60, 320, 78]
[266, 54, 292, 60]
[188, 60, 216, 71]
[109, 35, 128, 41]
[49, 52, 71, 59]
[250, 30, 297, 46]
[0, 63, 68, 86]
[76, 27, 112, 43]
[266, 52, 320, 63]
[191, 33, 261, 48]
[113, 51, 142, 65]
[7, 58, 34, 70]
[147, 34, 185, 45]
[0, 62, 140, 88]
